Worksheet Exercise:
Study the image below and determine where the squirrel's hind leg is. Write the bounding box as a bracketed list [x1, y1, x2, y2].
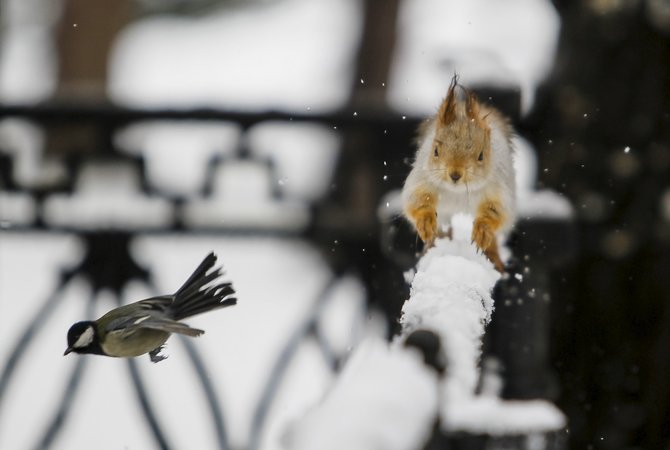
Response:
[483, 242, 505, 272]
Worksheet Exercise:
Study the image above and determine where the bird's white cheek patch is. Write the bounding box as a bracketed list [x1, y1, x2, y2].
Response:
[74, 326, 95, 348]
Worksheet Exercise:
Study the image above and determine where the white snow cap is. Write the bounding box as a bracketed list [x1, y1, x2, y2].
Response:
[389, 0, 560, 115]
[283, 337, 439, 450]
[400, 237, 499, 401]
[444, 397, 566, 436]
[108, 0, 362, 111]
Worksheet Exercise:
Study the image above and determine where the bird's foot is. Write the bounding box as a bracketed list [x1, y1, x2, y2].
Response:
[149, 345, 168, 363]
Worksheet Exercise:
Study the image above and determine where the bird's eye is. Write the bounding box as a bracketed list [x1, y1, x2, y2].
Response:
[434, 147, 439, 157]
[478, 151, 484, 161]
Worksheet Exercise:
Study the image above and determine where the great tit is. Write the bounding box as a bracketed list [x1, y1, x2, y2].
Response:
[64, 252, 236, 363]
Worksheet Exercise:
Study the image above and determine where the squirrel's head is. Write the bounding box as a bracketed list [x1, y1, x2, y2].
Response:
[429, 77, 492, 191]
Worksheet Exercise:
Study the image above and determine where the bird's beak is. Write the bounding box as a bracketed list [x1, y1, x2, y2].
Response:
[63, 347, 73, 356]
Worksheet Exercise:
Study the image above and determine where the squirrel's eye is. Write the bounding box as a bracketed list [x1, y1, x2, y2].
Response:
[434, 147, 439, 157]
[478, 151, 484, 161]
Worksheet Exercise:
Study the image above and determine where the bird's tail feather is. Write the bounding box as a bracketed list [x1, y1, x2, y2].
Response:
[171, 253, 236, 321]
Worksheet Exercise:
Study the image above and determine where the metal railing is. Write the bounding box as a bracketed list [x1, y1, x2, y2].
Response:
[0, 100, 573, 449]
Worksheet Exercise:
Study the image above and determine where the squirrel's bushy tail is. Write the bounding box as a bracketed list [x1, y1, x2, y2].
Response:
[171, 253, 236, 321]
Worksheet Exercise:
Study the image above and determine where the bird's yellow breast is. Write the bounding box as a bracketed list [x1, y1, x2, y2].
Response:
[101, 329, 170, 358]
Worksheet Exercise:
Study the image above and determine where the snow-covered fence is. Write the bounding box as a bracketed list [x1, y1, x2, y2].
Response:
[0, 91, 576, 449]
[281, 224, 568, 450]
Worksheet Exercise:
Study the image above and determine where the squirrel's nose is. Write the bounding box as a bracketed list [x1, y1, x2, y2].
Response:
[449, 171, 462, 182]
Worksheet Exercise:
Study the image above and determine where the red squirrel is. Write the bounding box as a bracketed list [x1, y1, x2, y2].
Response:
[402, 77, 516, 272]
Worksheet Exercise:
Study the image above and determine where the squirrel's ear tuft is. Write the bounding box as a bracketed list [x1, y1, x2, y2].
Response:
[438, 76, 459, 127]
[465, 90, 490, 131]
[465, 90, 480, 120]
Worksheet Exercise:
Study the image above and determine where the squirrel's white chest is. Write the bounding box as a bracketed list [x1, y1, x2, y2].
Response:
[435, 185, 486, 221]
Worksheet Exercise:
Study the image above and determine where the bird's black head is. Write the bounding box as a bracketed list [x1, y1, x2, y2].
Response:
[64, 321, 103, 356]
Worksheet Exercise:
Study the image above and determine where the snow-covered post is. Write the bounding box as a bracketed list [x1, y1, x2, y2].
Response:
[399, 216, 566, 440]
[399, 232, 498, 402]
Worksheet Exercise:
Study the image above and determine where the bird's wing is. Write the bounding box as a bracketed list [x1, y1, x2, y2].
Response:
[104, 304, 204, 338]
[100, 296, 174, 331]
[128, 316, 204, 337]
[136, 296, 174, 311]
[115, 315, 204, 337]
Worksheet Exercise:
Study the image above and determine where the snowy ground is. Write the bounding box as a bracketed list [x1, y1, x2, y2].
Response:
[0, 0, 566, 449]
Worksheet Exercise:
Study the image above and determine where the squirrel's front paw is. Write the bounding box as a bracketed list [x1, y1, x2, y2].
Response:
[472, 219, 496, 253]
[472, 219, 504, 272]
[415, 210, 437, 247]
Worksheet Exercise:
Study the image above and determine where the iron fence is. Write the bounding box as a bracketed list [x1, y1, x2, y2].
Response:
[0, 100, 571, 449]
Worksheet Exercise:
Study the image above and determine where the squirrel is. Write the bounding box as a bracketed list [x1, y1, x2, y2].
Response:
[401, 76, 516, 272]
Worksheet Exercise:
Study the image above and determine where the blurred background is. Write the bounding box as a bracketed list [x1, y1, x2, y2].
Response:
[0, 0, 669, 449]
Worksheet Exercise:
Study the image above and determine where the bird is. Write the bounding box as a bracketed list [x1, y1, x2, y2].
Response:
[64, 252, 236, 363]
